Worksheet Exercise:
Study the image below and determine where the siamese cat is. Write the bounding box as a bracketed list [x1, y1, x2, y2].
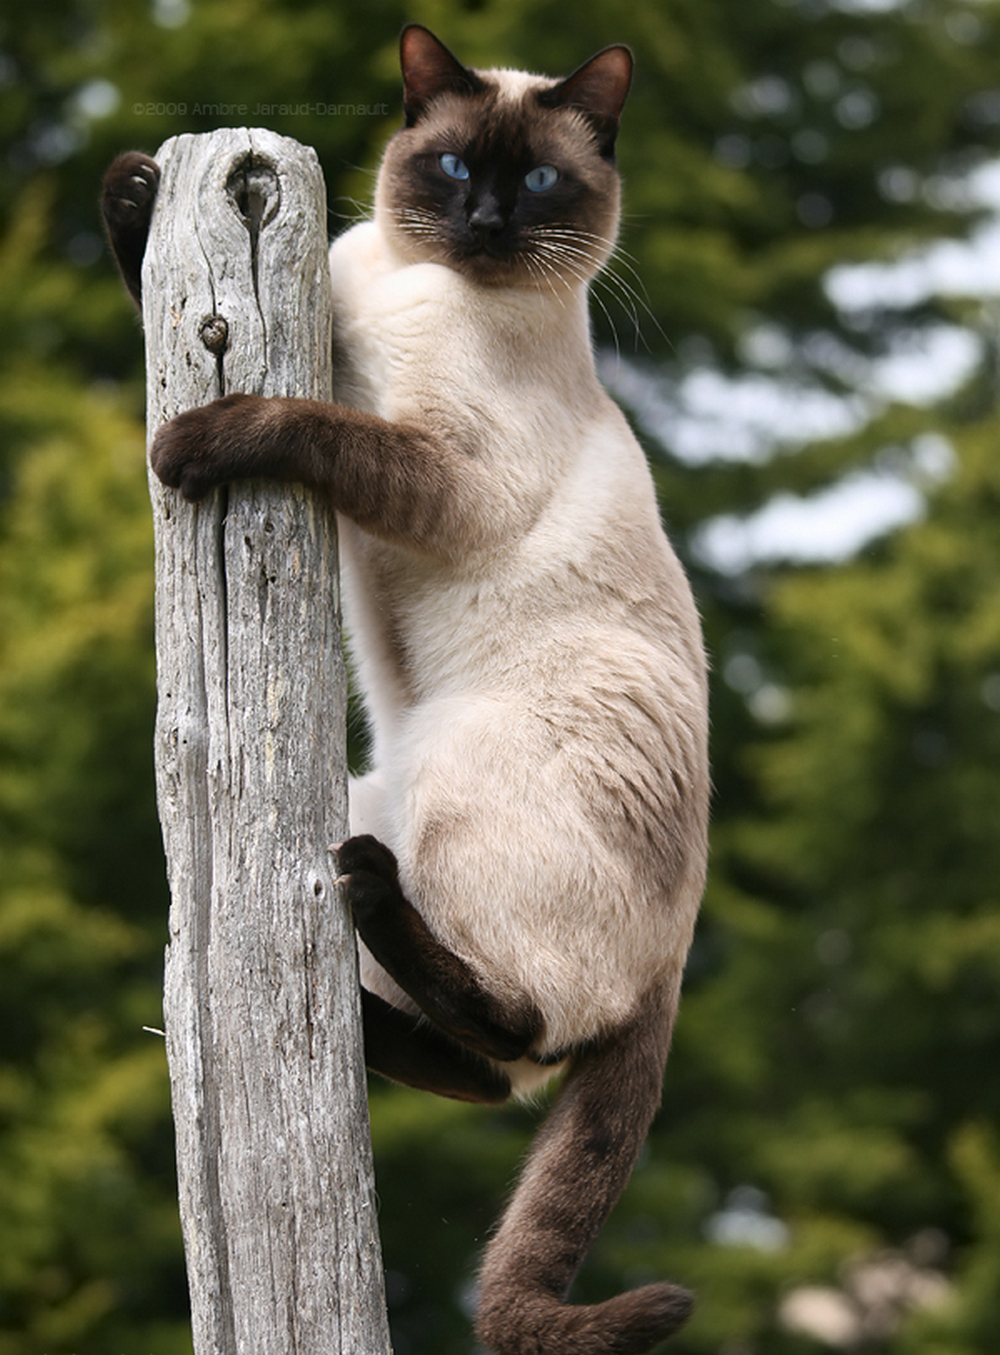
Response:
[103, 24, 709, 1355]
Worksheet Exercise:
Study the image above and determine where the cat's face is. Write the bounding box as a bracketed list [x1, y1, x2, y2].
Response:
[374, 28, 632, 291]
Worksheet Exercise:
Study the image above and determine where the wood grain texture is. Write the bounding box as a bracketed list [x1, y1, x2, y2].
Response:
[142, 128, 390, 1355]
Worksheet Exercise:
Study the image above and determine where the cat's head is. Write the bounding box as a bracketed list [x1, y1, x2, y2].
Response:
[374, 25, 632, 290]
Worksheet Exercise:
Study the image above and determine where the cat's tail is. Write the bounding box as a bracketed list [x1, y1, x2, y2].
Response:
[475, 981, 693, 1355]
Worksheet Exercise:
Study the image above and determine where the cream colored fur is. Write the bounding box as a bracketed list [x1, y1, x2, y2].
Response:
[328, 81, 709, 1095]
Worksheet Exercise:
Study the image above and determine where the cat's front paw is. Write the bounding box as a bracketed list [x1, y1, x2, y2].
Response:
[151, 393, 267, 500]
[102, 152, 160, 231]
[101, 152, 161, 305]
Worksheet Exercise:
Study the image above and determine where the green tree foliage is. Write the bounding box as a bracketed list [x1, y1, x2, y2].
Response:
[1, 0, 998, 1351]
[649, 399, 1000, 1353]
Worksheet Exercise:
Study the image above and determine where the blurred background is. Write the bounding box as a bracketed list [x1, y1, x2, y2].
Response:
[1, 0, 999, 1351]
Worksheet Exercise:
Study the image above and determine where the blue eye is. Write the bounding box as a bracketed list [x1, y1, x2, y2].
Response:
[525, 165, 559, 192]
[440, 153, 470, 181]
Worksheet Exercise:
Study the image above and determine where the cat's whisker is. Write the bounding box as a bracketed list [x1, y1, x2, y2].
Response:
[529, 249, 593, 294]
[601, 257, 672, 353]
[519, 251, 570, 307]
[391, 205, 446, 242]
[529, 238, 604, 291]
[600, 241, 672, 351]
[527, 236, 643, 357]
[535, 239, 603, 267]
[532, 225, 617, 258]
[587, 285, 624, 363]
[329, 196, 375, 226]
[529, 228, 603, 262]
[529, 225, 669, 352]
[522, 246, 578, 304]
[530, 239, 613, 289]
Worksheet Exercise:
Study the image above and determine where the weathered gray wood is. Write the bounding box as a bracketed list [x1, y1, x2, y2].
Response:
[142, 128, 391, 1355]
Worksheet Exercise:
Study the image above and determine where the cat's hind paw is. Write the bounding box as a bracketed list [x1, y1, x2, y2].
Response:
[335, 836, 404, 926]
[334, 835, 401, 890]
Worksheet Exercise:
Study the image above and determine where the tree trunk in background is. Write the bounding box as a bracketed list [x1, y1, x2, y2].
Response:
[142, 127, 391, 1355]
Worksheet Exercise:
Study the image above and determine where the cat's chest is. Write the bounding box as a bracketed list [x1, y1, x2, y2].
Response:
[330, 227, 475, 410]
[327, 223, 578, 419]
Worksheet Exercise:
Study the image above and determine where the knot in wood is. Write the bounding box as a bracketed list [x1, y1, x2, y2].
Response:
[199, 315, 229, 354]
[226, 154, 280, 236]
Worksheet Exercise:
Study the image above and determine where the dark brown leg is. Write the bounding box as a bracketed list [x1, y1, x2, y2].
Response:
[338, 835, 543, 1064]
[361, 988, 512, 1104]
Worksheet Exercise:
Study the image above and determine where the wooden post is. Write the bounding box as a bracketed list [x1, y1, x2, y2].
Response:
[142, 129, 391, 1355]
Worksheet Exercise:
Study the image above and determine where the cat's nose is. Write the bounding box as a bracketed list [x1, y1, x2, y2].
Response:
[468, 194, 505, 238]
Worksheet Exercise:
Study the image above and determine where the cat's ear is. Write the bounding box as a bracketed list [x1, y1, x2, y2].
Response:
[399, 24, 485, 126]
[540, 46, 633, 157]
